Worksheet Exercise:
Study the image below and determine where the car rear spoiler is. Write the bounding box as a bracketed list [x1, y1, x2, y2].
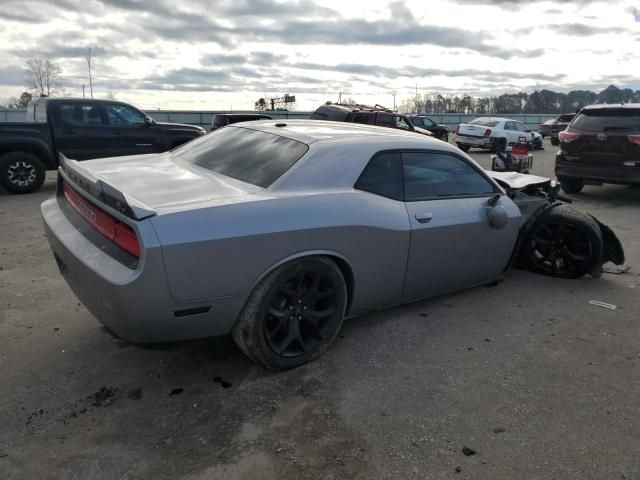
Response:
[58, 154, 156, 221]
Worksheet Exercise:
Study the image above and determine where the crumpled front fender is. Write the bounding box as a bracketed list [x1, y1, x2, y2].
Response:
[591, 216, 625, 266]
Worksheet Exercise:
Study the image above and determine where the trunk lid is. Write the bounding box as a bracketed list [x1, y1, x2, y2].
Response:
[61, 153, 259, 214]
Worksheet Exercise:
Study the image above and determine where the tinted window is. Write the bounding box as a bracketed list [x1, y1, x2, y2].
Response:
[58, 103, 104, 126]
[352, 113, 371, 125]
[403, 152, 495, 201]
[470, 118, 499, 127]
[414, 117, 435, 127]
[355, 152, 403, 200]
[571, 109, 640, 132]
[171, 127, 308, 188]
[558, 114, 575, 122]
[375, 113, 394, 127]
[104, 104, 146, 126]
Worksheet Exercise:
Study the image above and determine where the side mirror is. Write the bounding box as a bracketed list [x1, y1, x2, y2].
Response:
[144, 116, 153, 126]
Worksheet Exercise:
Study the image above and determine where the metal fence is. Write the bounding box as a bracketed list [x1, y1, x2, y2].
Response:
[1, 108, 557, 131]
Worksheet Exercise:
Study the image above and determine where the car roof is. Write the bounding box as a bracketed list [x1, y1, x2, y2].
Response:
[582, 103, 640, 111]
[229, 119, 447, 146]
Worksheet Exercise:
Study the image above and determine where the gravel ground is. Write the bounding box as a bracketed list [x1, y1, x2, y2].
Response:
[1, 138, 639, 480]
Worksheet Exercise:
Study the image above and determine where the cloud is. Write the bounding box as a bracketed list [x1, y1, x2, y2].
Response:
[545, 23, 617, 36]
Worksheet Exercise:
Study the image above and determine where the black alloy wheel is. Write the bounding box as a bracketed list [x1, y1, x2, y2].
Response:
[233, 257, 347, 369]
[523, 206, 602, 279]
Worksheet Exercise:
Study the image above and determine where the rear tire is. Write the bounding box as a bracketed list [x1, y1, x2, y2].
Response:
[456, 143, 470, 152]
[232, 257, 347, 369]
[522, 205, 603, 279]
[559, 177, 584, 194]
[0, 152, 46, 194]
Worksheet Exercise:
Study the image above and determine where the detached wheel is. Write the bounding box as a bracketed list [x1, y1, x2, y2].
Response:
[0, 152, 46, 194]
[523, 205, 603, 279]
[559, 177, 584, 194]
[457, 143, 470, 152]
[233, 257, 347, 369]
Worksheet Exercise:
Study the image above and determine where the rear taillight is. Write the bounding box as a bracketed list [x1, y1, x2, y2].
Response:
[628, 135, 640, 145]
[484, 129, 492, 137]
[63, 181, 140, 258]
[559, 131, 579, 143]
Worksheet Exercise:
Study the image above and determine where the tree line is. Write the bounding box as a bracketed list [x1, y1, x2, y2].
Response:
[398, 85, 640, 115]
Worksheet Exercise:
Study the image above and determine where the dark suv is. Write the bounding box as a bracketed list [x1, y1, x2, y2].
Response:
[555, 104, 640, 193]
[549, 113, 576, 146]
[311, 103, 433, 137]
[407, 115, 449, 141]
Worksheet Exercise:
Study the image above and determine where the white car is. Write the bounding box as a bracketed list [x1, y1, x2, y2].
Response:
[454, 117, 543, 152]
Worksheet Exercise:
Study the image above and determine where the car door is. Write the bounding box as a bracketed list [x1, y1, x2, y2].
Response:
[401, 150, 521, 300]
[51, 101, 112, 160]
[102, 102, 161, 156]
[503, 121, 520, 145]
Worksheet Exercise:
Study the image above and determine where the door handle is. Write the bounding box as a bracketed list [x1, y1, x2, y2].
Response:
[415, 212, 433, 224]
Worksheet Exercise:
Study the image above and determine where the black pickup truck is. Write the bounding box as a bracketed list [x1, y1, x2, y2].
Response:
[0, 97, 206, 193]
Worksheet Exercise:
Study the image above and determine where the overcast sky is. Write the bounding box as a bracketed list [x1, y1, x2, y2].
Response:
[0, 0, 638, 111]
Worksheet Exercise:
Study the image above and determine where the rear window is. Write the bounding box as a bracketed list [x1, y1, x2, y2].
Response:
[558, 114, 575, 122]
[469, 118, 499, 127]
[171, 127, 308, 187]
[572, 109, 640, 132]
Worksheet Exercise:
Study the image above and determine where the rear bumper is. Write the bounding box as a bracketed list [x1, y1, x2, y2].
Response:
[555, 153, 640, 185]
[456, 135, 493, 148]
[41, 197, 243, 343]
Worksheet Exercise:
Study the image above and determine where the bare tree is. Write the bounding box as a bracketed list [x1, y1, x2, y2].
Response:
[105, 90, 117, 100]
[25, 59, 61, 96]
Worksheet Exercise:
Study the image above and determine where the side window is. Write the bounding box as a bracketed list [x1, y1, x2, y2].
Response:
[58, 103, 104, 126]
[355, 152, 403, 201]
[394, 115, 411, 130]
[516, 122, 528, 131]
[375, 113, 394, 128]
[352, 113, 371, 125]
[104, 104, 146, 126]
[423, 118, 435, 127]
[504, 121, 515, 131]
[402, 151, 496, 201]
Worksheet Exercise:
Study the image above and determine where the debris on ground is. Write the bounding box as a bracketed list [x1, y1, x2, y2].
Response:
[455, 466, 461, 473]
[462, 446, 477, 456]
[602, 265, 631, 275]
[213, 376, 232, 389]
[589, 300, 617, 310]
[493, 427, 506, 433]
[169, 388, 184, 396]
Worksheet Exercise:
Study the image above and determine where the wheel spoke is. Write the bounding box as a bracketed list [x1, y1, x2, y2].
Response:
[304, 307, 336, 323]
[267, 306, 288, 318]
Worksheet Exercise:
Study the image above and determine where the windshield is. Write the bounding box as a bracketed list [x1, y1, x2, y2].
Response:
[171, 126, 309, 187]
[571, 110, 640, 132]
[469, 118, 499, 127]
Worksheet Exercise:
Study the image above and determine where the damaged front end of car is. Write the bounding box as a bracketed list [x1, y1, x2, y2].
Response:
[488, 171, 625, 279]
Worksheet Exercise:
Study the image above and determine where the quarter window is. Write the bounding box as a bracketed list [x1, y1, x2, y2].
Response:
[402, 152, 496, 201]
[355, 152, 403, 200]
[375, 113, 394, 127]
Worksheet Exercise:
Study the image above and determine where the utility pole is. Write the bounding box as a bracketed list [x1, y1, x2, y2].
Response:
[86, 48, 93, 98]
[392, 91, 397, 111]
[82, 84, 85, 98]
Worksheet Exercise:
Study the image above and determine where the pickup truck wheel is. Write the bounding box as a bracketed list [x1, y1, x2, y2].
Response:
[456, 143, 470, 152]
[522, 205, 603, 279]
[0, 152, 46, 194]
[559, 177, 584, 194]
[233, 257, 347, 369]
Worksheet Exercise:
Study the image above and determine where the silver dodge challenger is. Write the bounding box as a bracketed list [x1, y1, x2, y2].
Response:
[42, 120, 624, 369]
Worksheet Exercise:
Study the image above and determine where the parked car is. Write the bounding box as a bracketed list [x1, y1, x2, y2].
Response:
[555, 104, 640, 193]
[407, 115, 449, 141]
[549, 113, 576, 146]
[455, 117, 542, 152]
[42, 120, 624, 369]
[211, 113, 273, 131]
[0, 97, 206, 194]
[539, 118, 555, 138]
[311, 103, 433, 137]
